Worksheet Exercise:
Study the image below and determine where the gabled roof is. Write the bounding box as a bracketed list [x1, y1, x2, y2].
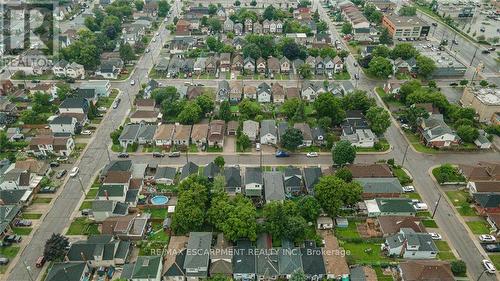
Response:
[245, 167, 262, 185]
[154, 166, 176, 180]
[260, 120, 276, 136]
[203, 162, 220, 179]
[233, 240, 256, 274]
[59, 97, 89, 112]
[356, 177, 403, 194]
[301, 241, 326, 275]
[122, 256, 162, 279]
[347, 163, 393, 178]
[224, 166, 241, 188]
[184, 232, 212, 272]
[180, 162, 199, 180]
[399, 260, 454, 281]
[263, 171, 285, 202]
[473, 193, 500, 208]
[45, 262, 87, 281]
[278, 240, 303, 275]
[303, 167, 322, 192]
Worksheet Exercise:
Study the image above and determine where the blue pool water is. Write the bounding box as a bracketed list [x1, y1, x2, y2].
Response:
[150, 195, 169, 205]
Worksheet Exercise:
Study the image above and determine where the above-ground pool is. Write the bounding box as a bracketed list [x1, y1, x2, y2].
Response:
[150, 195, 169, 205]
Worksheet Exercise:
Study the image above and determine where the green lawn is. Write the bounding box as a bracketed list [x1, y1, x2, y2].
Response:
[145, 208, 167, 220]
[148, 222, 170, 242]
[85, 188, 99, 200]
[432, 165, 465, 184]
[435, 240, 451, 251]
[230, 105, 239, 113]
[416, 211, 432, 218]
[356, 140, 390, 152]
[422, 219, 438, 228]
[437, 251, 456, 261]
[373, 266, 394, 281]
[341, 241, 391, 265]
[0, 245, 19, 273]
[489, 255, 500, 272]
[12, 227, 33, 235]
[32, 197, 52, 204]
[445, 191, 477, 216]
[139, 241, 169, 256]
[189, 144, 198, 153]
[207, 146, 223, 153]
[466, 221, 491, 234]
[334, 221, 360, 240]
[111, 144, 124, 152]
[392, 167, 412, 185]
[436, 240, 456, 261]
[66, 217, 100, 235]
[404, 193, 421, 200]
[334, 71, 351, 80]
[21, 213, 42, 219]
[79, 201, 93, 211]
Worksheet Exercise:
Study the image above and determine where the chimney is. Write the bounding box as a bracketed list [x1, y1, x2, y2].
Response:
[105, 190, 109, 200]
[0, 207, 5, 222]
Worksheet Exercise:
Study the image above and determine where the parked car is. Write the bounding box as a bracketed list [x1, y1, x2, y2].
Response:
[0, 257, 9, 265]
[413, 202, 428, 211]
[15, 219, 32, 227]
[432, 22, 438, 26]
[81, 209, 91, 216]
[480, 234, 497, 243]
[56, 169, 67, 179]
[118, 153, 129, 158]
[485, 244, 500, 252]
[98, 107, 107, 112]
[255, 143, 261, 151]
[0, 241, 11, 247]
[402, 185, 415, 192]
[449, 82, 458, 86]
[153, 152, 165, 158]
[57, 156, 68, 162]
[429, 233, 442, 240]
[168, 151, 180, 157]
[81, 130, 92, 135]
[4, 235, 22, 243]
[482, 50, 491, 54]
[49, 161, 60, 168]
[275, 150, 290, 157]
[482, 259, 496, 273]
[130, 79, 136, 85]
[35, 256, 46, 268]
[113, 98, 121, 109]
[69, 167, 79, 177]
[306, 152, 319, 157]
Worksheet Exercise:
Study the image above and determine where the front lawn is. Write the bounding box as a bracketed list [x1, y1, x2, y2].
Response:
[422, 219, 438, 228]
[12, 227, 33, 235]
[334, 71, 351, 80]
[466, 221, 491, 234]
[79, 201, 93, 211]
[85, 188, 99, 200]
[392, 167, 412, 185]
[432, 164, 465, 184]
[207, 146, 223, 153]
[435, 241, 456, 261]
[21, 213, 42, 219]
[32, 197, 52, 204]
[489, 255, 500, 272]
[356, 140, 390, 152]
[445, 191, 477, 216]
[66, 217, 100, 235]
[0, 246, 19, 273]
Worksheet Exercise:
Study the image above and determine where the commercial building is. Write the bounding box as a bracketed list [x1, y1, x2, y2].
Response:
[382, 14, 430, 40]
[460, 87, 500, 123]
[436, 1, 476, 18]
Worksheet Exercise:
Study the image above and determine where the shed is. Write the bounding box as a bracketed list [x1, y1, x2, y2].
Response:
[317, 216, 334, 230]
[335, 218, 349, 228]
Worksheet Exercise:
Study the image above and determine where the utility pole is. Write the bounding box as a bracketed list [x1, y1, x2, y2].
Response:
[76, 174, 86, 194]
[470, 46, 479, 66]
[22, 260, 34, 281]
[401, 144, 410, 167]
[431, 193, 442, 219]
[476, 269, 487, 281]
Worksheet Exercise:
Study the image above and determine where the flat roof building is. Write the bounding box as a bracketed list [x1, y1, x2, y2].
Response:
[382, 14, 430, 40]
[460, 87, 500, 123]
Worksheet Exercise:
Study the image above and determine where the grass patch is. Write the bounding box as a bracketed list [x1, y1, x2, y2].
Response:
[466, 220, 491, 234]
[437, 251, 456, 261]
[489, 255, 500, 272]
[21, 213, 42, 219]
[12, 227, 33, 235]
[32, 197, 52, 204]
[445, 191, 477, 216]
[416, 211, 432, 218]
[79, 201, 93, 211]
[148, 222, 170, 242]
[435, 240, 451, 251]
[0, 246, 20, 273]
[341, 241, 391, 265]
[422, 219, 438, 228]
[206, 146, 223, 153]
[145, 208, 168, 220]
[66, 217, 100, 235]
[356, 139, 390, 152]
[189, 144, 198, 153]
[139, 241, 169, 256]
[334, 71, 351, 80]
[392, 166, 412, 185]
[373, 266, 393, 281]
[432, 165, 465, 184]
[85, 188, 99, 200]
[404, 193, 421, 200]
[334, 221, 360, 240]
[111, 144, 124, 152]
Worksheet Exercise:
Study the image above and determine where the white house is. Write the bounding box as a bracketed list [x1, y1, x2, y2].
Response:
[49, 115, 78, 135]
[260, 120, 277, 145]
[257, 82, 272, 103]
[383, 228, 438, 259]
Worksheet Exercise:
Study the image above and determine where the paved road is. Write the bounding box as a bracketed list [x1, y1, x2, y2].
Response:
[4, 1, 183, 280]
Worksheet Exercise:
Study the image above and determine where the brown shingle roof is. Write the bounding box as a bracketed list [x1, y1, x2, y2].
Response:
[30, 135, 54, 145]
[285, 87, 300, 99]
[136, 99, 155, 107]
[173, 125, 191, 140]
[348, 163, 393, 178]
[187, 86, 203, 100]
[130, 110, 159, 119]
[209, 120, 225, 142]
[103, 171, 132, 184]
[154, 124, 175, 140]
[472, 181, 500, 193]
[377, 216, 426, 236]
[399, 260, 454, 281]
[227, 121, 238, 132]
[460, 162, 500, 181]
[191, 124, 209, 141]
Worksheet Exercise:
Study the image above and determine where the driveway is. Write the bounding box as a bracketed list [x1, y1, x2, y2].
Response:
[224, 136, 236, 153]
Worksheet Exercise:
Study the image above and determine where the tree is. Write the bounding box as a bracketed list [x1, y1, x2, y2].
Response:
[218, 101, 232, 122]
[239, 99, 261, 119]
[196, 94, 215, 115]
[363, 4, 382, 23]
[101, 15, 121, 39]
[208, 4, 218, 15]
[250, 0, 257, 6]
[316, 21, 328, 33]
[459, 80, 469, 86]
[379, 27, 392, 44]
[44, 233, 69, 261]
[214, 156, 225, 168]
[171, 181, 208, 234]
[56, 83, 72, 101]
[263, 5, 278, 20]
[341, 22, 352, 35]
[391, 43, 418, 60]
[281, 98, 305, 120]
[314, 175, 362, 217]
[234, 0, 241, 6]
[242, 43, 262, 60]
[237, 134, 251, 151]
[84, 17, 100, 31]
[400, 106, 429, 130]
[282, 41, 302, 60]
[134, 0, 144, 11]
[119, 43, 135, 63]
[263, 201, 308, 241]
[281, 128, 304, 151]
[399, 80, 422, 103]
[479, 80, 489, 87]
[332, 140, 356, 166]
[334, 167, 352, 182]
[318, 116, 332, 130]
[298, 64, 312, 79]
[178, 101, 202, 124]
[298, 196, 321, 223]
[366, 106, 391, 135]
[342, 90, 376, 113]
[290, 270, 307, 281]
[372, 45, 391, 58]
[451, 260, 467, 276]
[314, 93, 346, 125]
[367, 56, 393, 78]
[207, 18, 222, 33]
[456, 125, 479, 143]
[399, 5, 417, 16]
[208, 194, 257, 241]
[416, 55, 436, 78]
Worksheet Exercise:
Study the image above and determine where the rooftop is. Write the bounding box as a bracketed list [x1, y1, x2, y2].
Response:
[385, 14, 429, 27]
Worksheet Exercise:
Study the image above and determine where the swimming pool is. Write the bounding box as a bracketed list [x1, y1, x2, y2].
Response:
[150, 195, 169, 205]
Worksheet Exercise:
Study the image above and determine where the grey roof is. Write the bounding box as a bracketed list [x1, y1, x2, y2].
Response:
[356, 177, 404, 194]
[278, 240, 303, 275]
[184, 232, 212, 275]
[224, 166, 241, 188]
[125, 189, 139, 204]
[256, 234, 279, 277]
[386, 228, 438, 252]
[59, 97, 89, 112]
[119, 124, 157, 142]
[164, 250, 186, 277]
[50, 115, 75, 125]
[154, 166, 176, 181]
[75, 88, 96, 100]
[263, 172, 285, 202]
[102, 160, 132, 175]
[45, 262, 87, 281]
[121, 256, 162, 279]
[301, 241, 326, 276]
[0, 204, 21, 234]
[303, 167, 322, 192]
[0, 189, 27, 204]
[233, 240, 256, 274]
[474, 193, 500, 208]
[260, 120, 277, 137]
[92, 200, 115, 212]
[203, 162, 220, 179]
[67, 235, 130, 262]
[245, 167, 262, 185]
[180, 161, 199, 181]
[277, 121, 289, 140]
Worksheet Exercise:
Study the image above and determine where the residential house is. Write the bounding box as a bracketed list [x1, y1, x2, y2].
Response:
[190, 124, 209, 148]
[253, 22, 263, 34]
[233, 240, 256, 281]
[257, 82, 272, 103]
[121, 256, 163, 281]
[315, 57, 325, 75]
[210, 234, 233, 277]
[284, 166, 303, 194]
[6, 127, 23, 142]
[468, 181, 500, 195]
[129, 110, 161, 124]
[28, 135, 74, 157]
[224, 18, 234, 33]
[205, 56, 219, 74]
[303, 167, 322, 194]
[234, 23, 244, 35]
[217, 80, 230, 102]
[347, 163, 394, 178]
[357, 178, 404, 199]
[293, 59, 304, 75]
[176, 19, 191, 35]
[229, 81, 243, 103]
[305, 56, 316, 70]
[473, 193, 500, 214]
[263, 171, 285, 203]
[242, 120, 259, 142]
[154, 166, 176, 185]
[225, 166, 242, 193]
[384, 228, 438, 259]
[203, 162, 220, 181]
[243, 58, 255, 74]
[418, 114, 460, 148]
[244, 167, 263, 197]
[172, 125, 192, 146]
[256, 234, 279, 280]
[398, 260, 454, 281]
[14, 159, 50, 177]
[75, 88, 98, 104]
[49, 115, 78, 135]
[79, 80, 111, 97]
[393, 58, 412, 74]
[0, 204, 21, 238]
[232, 55, 244, 72]
[301, 241, 326, 280]
[135, 99, 156, 111]
[377, 216, 427, 237]
[66, 235, 131, 267]
[180, 162, 199, 182]
[280, 57, 291, 74]
[271, 83, 285, 104]
[219, 53, 232, 73]
[208, 120, 225, 147]
[233, 38, 245, 51]
[301, 81, 324, 102]
[95, 58, 123, 79]
[267, 57, 280, 74]
[45, 262, 90, 281]
[459, 162, 500, 182]
[53, 60, 85, 79]
[184, 232, 212, 279]
[154, 124, 175, 146]
[118, 123, 157, 147]
[293, 123, 313, 147]
[365, 198, 417, 217]
[311, 127, 325, 146]
[317, 216, 334, 230]
[91, 200, 129, 222]
[285, 87, 300, 100]
[187, 86, 203, 100]
[256, 58, 266, 74]
[194, 57, 207, 74]
[341, 110, 376, 148]
[260, 120, 277, 145]
[227, 121, 238, 136]
[29, 83, 57, 99]
[243, 85, 257, 100]
[244, 19, 253, 33]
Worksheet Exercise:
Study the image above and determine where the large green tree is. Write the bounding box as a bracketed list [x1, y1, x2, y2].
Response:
[196, 94, 215, 115]
[281, 128, 304, 151]
[391, 43, 419, 60]
[119, 43, 135, 63]
[44, 233, 69, 261]
[314, 176, 362, 217]
[263, 201, 308, 242]
[341, 22, 352, 34]
[158, 0, 171, 17]
[218, 101, 232, 122]
[332, 140, 356, 166]
[366, 106, 391, 135]
[178, 102, 202, 124]
[456, 125, 479, 143]
[314, 93, 346, 125]
[239, 99, 261, 119]
[367, 56, 393, 78]
[416, 55, 436, 78]
[298, 196, 321, 223]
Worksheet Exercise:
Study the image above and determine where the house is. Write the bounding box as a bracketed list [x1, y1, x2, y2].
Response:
[194, 58, 207, 74]
[256, 58, 266, 73]
[244, 19, 253, 33]
[242, 120, 259, 142]
[6, 127, 23, 142]
[49, 115, 78, 135]
[253, 22, 263, 34]
[301, 81, 324, 102]
[59, 97, 89, 116]
[384, 228, 438, 259]
[191, 124, 209, 148]
[280, 57, 291, 73]
[271, 83, 285, 103]
[121, 256, 163, 281]
[311, 127, 325, 146]
[176, 19, 191, 35]
[243, 57, 255, 73]
[225, 166, 242, 193]
[459, 162, 500, 182]
[80, 80, 111, 97]
[224, 18, 234, 32]
[135, 99, 156, 111]
[244, 167, 263, 197]
[118, 123, 157, 147]
[210, 233, 233, 277]
[377, 216, 426, 237]
[229, 81, 242, 103]
[154, 166, 176, 185]
[257, 82, 272, 103]
[267, 57, 280, 74]
[393, 58, 412, 74]
[45, 262, 90, 281]
[95, 58, 124, 79]
[303, 167, 322, 194]
[347, 163, 394, 178]
[341, 110, 376, 148]
[53, 60, 85, 79]
[184, 232, 212, 279]
[14, 159, 50, 177]
[263, 171, 285, 203]
[219, 53, 232, 73]
[293, 123, 313, 147]
[243, 85, 257, 100]
[234, 23, 244, 35]
[91, 200, 129, 222]
[418, 114, 460, 148]
[186, 86, 203, 100]
[284, 166, 303, 194]
[208, 120, 225, 147]
[28, 135, 75, 156]
[75, 88, 98, 104]
[278, 240, 303, 279]
[217, 80, 230, 102]
[66, 235, 131, 267]
[365, 198, 416, 217]
[179, 162, 199, 182]
[203, 162, 220, 181]
[30, 83, 57, 98]
[398, 260, 454, 281]
[475, 130, 492, 149]
[232, 55, 244, 71]
[473, 193, 500, 214]
[301, 241, 326, 280]
[260, 120, 277, 145]
[256, 234, 279, 280]
[154, 124, 175, 146]
[173, 125, 192, 146]
[129, 110, 160, 123]
[468, 181, 500, 195]
[0, 204, 21, 238]
[317, 216, 334, 230]
[315, 57, 325, 75]
[233, 240, 256, 281]
[384, 80, 402, 96]
[486, 213, 500, 235]
[357, 178, 404, 199]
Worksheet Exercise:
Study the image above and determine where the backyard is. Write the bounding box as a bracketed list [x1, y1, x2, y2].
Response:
[66, 217, 100, 236]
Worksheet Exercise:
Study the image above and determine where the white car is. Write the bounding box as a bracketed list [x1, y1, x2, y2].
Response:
[155, 32, 159, 36]
[413, 202, 428, 211]
[57, 156, 68, 162]
[98, 107, 107, 112]
[401, 124, 411, 130]
[429, 233, 442, 240]
[152, 38, 156, 42]
[130, 80, 135, 86]
[402, 185, 415, 192]
[482, 259, 496, 273]
[81, 130, 92, 135]
[479, 234, 496, 243]
[306, 152, 319, 157]
[69, 167, 79, 177]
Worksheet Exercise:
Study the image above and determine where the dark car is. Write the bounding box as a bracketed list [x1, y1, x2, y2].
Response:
[0, 257, 9, 265]
[482, 50, 491, 54]
[31, 80, 40, 83]
[4, 235, 22, 243]
[275, 150, 290, 157]
[56, 169, 67, 179]
[0, 241, 11, 247]
[153, 152, 165, 158]
[118, 153, 129, 158]
[449, 82, 458, 86]
[15, 219, 32, 227]
[50, 161, 60, 167]
[486, 244, 500, 252]
[432, 22, 438, 26]
[488, 47, 496, 51]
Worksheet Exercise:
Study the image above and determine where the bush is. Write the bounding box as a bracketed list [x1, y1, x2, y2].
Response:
[433, 164, 465, 184]
[451, 260, 467, 276]
[387, 158, 395, 166]
[373, 142, 382, 150]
